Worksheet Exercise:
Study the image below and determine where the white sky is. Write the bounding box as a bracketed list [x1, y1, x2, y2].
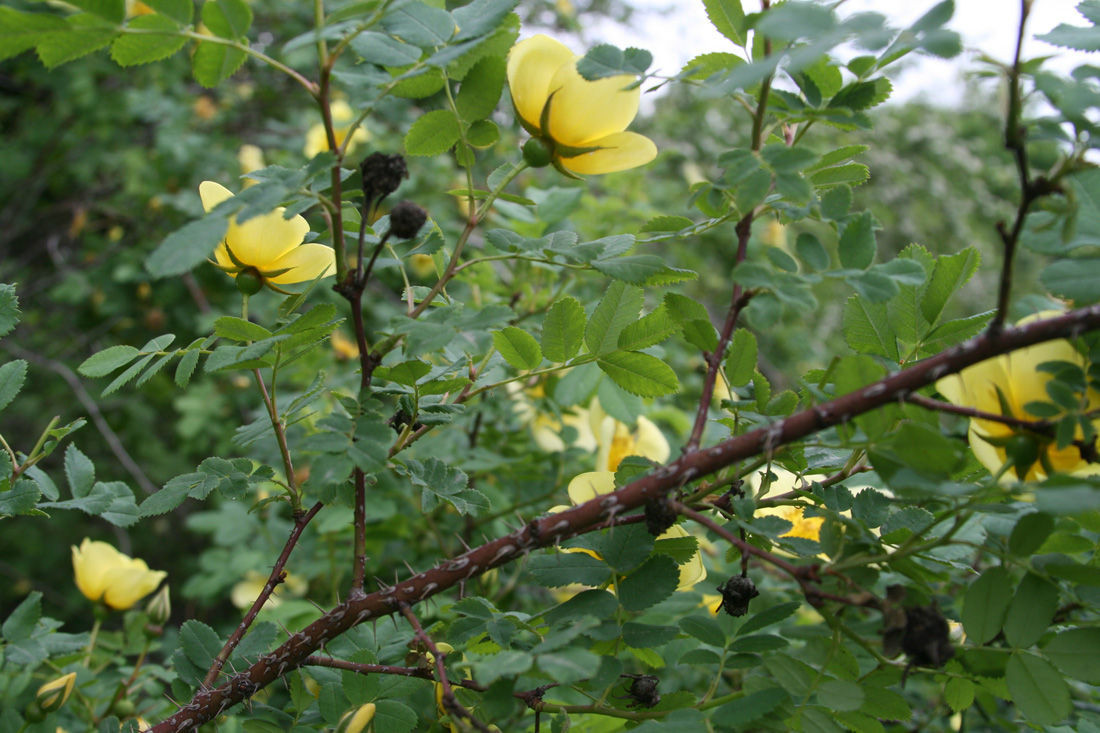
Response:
[597, 0, 1098, 105]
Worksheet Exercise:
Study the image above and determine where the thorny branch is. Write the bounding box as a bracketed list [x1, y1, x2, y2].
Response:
[151, 305, 1100, 732]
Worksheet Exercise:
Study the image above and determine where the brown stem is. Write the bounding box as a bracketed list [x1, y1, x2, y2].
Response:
[201, 501, 322, 689]
[253, 369, 297, 498]
[905, 393, 1051, 432]
[150, 306, 1100, 732]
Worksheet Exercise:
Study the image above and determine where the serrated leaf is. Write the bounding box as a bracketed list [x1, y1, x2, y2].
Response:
[829, 78, 892, 111]
[37, 14, 118, 68]
[591, 255, 693, 285]
[373, 699, 419, 733]
[0, 360, 27, 413]
[918, 310, 993, 355]
[349, 31, 422, 66]
[617, 305, 678, 351]
[455, 55, 505, 120]
[180, 620, 223, 670]
[102, 353, 155, 395]
[703, 0, 747, 46]
[142, 0, 193, 24]
[597, 351, 679, 397]
[962, 566, 1011, 645]
[145, 213, 228, 277]
[0, 479, 40, 517]
[175, 349, 201, 387]
[202, 0, 251, 39]
[1006, 652, 1071, 725]
[2, 592, 41, 643]
[842, 295, 898, 361]
[811, 163, 869, 187]
[738, 600, 801, 636]
[1036, 22, 1100, 52]
[111, 14, 186, 66]
[679, 616, 726, 647]
[640, 215, 694, 233]
[493, 327, 542, 370]
[711, 688, 788, 728]
[585, 282, 643, 355]
[619, 554, 679, 612]
[64, 444, 95, 498]
[0, 7, 68, 63]
[838, 210, 876, 269]
[1044, 627, 1100, 683]
[374, 360, 431, 386]
[214, 317, 272, 343]
[404, 109, 461, 156]
[1040, 258, 1100, 304]
[383, 4, 455, 48]
[921, 247, 980, 326]
[576, 43, 652, 80]
[541, 298, 585, 362]
[725, 329, 757, 387]
[528, 552, 611, 587]
[191, 38, 247, 87]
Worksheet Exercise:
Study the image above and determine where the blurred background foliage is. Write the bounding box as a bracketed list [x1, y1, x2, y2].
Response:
[0, 0, 1028, 628]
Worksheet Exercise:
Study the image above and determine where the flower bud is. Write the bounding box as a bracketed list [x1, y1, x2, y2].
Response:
[360, 152, 408, 202]
[336, 703, 376, 733]
[522, 137, 553, 168]
[145, 585, 171, 626]
[389, 201, 428, 240]
[235, 268, 265, 296]
[36, 671, 76, 713]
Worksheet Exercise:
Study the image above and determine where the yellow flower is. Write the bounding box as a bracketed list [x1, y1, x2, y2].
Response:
[936, 310, 1100, 482]
[588, 399, 670, 471]
[230, 570, 308, 610]
[36, 672, 76, 712]
[200, 181, 335, 293]
[304, 100, 369, 159]
[71, 539, 166, 610]
[238, 144, 265, 188]
[336, 703, 376, 733]
[750, 467, 823, 542]
[562, 472, 706, 590]
[507, 383, 597, 453]
[506, 35, 657, 176]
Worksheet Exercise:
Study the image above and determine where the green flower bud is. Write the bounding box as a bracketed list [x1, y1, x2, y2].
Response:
[36, 671, 76, 713]
[235, 268, 265, 296]
[522, 137, 553, 168]
[145, 584, 171, 626]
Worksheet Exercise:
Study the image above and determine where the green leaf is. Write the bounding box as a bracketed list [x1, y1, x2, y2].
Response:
[180, 620, 222, 670]
[838, 211, 876, 269]
[860, 685, 911, 721]
[962, 566, 1011, 645]
[1005, 652, 1071, 726]
[944, 677, 975, 713]
[617, 305, 678, 351]
[201, 0, 252, 39]
[829, 78, 892, 111]
[349, 31, 422, 66]
[640, 215, 694, 233]
[541, 298, 586, 362]
[591, 255, 695, 285]
[492, 327, 542, 370]
[811, 163, 869, 187]
[456, 55, 505, 120]
[1036, 21, 1100, 52]
[528, 552, 611, 588]
[711, 688, 788, 728]
[842, 295, 898, 361]
[0, 479, 40, 517]
[110, 14, 186, 66]
[818, 679, 864, 712]
[618, 554, 679, 612]
[725, 329, 757, 387]
[0, 360, 27, 413]
[880, 506, 935, 542]
[65, 0, 125, 23]
[373, 360, 431, 387]
[1004, 573, 1059, 649]
[404, 458, 487, 516]
[589, 524, 654, 572]
[921, 247, 980, 326]
[214, 316, 272, 343]
[0, 284, 18, 338]
[404, 109, 462, 156]
[175, 349, 201, 387]
[597, 351, 679, 398]
[576, 43, 652, 80]
[146, 213, 228, 277]
[1040, 258, 1100, 304]
[1043, 627, 1100, 683]
[1008, 512, 1055, 556]
[703, 0, 747, 45]
[142, 0, 193, 24]
[383, 4, 455, 48]
[918, 311, 993, 355]
[1, 591, 41, 643]
[191, 38, 247, 87]
[738, 600, 801, 636]
[0, 7, 68, 62]
[451, 0, 518, 41]
[679, 615, 726, 647]
[64, 444, 95, 498]
[585, 282, 643, 355]
[37, 13, 119, 69]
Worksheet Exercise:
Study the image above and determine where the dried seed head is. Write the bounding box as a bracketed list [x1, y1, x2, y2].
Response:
[360, 152, 408, 202]
[643, 495, 678, 536]
[716, 574, 759, 617]
[389, 200, 428, 239]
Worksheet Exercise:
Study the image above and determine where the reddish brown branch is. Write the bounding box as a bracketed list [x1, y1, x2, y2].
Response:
[201, 501, 322, 689]
[150, 305, 1100, 732]
[905, 393, 1050, 431]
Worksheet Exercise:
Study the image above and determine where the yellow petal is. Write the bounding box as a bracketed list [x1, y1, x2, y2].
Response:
[304, 123, 328, 159]
[559, 131, 657, 175]
[567, 471, 616, 504]
[225, 206, 311, 270]
[199, 180, 234, 212]
[101, 561, 166, 610]
[265, 243, 336, 284]
[72, 538, 122, 603]
[507, 35, 577, 132]
[546, 65, 641, 146]
[657, 525, 707, 590]
[633, 415, 670, 463]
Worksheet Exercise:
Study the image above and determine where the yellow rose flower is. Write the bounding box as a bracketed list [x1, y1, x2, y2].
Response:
[507, 382, 598, 453]
[36, 672, 76, 712]
[506, 35, 657, 176]
[71, 539, 166, 610]
[588, 399, 670, 471]
[936, 310, 1100, 482]
[563, 472, 706, 590]
[750, 467, 824, 542]
[200, 181, 335, 293]
[335, 703, 376, 733]
[230, 569, 308, 611]
[304, 100, 369, 159]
